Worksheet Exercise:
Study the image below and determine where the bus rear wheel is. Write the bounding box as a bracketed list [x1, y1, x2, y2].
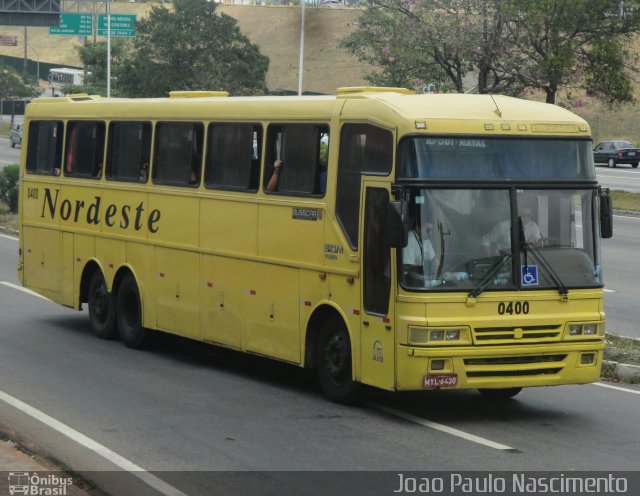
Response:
[88, 270, 117, 339]
[316, 318, 360, 404]
[478, 387, 522, 399]
[116, 273, 153, 349]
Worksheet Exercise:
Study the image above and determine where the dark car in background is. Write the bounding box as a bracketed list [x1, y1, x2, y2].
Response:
[593, 140, 640, 168]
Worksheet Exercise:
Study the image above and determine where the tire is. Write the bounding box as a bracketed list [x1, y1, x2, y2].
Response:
[88, 270, 117, 339]
[633, 162, 639, 169]
[316, 317, 360, 404]
[116, 273, 153, 349]
[608, 158, 616, 168]
[478, 387, 522, 399]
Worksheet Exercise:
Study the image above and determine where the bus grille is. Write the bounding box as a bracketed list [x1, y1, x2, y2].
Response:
[464, 354, 566, 378]
[473, 325, 562, 344]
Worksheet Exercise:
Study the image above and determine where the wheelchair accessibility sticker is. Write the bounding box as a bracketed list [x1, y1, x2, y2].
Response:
[521, 265, 539, 286]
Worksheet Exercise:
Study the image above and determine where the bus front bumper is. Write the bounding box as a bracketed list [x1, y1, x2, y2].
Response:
[396, 342, 604, 391]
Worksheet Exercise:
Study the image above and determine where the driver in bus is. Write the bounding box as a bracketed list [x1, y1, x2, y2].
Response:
[482, 207, 541, 255]
[403, 216, 436, 280]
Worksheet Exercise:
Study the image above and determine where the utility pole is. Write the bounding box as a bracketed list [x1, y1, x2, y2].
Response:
[23, 27, 28, 74]
[298, 0, 305, 96]
[107, 0, 111, 97]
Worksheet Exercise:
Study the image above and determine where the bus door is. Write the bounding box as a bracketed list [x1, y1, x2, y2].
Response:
[359, 181, 395, 390]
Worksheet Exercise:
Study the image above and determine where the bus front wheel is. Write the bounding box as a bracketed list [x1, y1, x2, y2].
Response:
[116, 273, 153, 349]
[88, 270, 117, 339]
[478, 387, 522, 399]
[316, 318, 360, 404]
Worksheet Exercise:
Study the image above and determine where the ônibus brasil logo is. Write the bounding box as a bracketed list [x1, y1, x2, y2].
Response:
[7, 472, 73, 495]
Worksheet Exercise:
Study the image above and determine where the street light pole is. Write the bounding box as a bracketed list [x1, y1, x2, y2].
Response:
[298, 0, 305, 96]
[28, 45, 41, 83]
[107, 0, 112, 98]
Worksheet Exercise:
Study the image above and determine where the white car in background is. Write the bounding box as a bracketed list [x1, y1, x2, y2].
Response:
[320, 0, 344, 7]
[10, 124, 22, 148]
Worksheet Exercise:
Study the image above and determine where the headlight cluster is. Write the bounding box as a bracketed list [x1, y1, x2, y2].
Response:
[409, 327, 469, 345]
[567, 323, 601, 337]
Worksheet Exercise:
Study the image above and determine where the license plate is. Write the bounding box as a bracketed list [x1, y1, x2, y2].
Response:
[629, 152, 636, 156]
[423, 373, 458, 388]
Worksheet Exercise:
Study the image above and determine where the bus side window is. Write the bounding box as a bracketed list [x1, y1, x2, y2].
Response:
[153, 122, 204, 187]
[205, 123, 261, 192]
[263, 124, 329, 196]
[25, 121, 64, 175]
[107, 122, 152, 183]
[64, 121, 106, 179]
[336, 124, 393, 250]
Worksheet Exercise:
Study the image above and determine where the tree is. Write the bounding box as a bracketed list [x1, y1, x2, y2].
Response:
[340, 0, 515, 94]
[69, 40, 128, 96]
[0, 64, 40, 100]
[342, 0, 640, 104]
[339, 3, 451, 91]
[0, 165, 19, 213]
[501, 0, 640, 104]
[116, 0, 269, 97]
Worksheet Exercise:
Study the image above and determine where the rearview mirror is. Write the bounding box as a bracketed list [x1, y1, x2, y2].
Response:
[599, 190, 613, 239]
[386, 200, 409, 248]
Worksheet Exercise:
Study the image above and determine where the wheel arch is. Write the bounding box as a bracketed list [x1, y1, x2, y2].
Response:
[304, 303, 352, 370]
[112, 265, 147, 324]
[79, 259, 104, 306]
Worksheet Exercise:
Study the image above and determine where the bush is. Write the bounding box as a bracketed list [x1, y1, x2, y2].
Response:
[0, 164, 19, 213]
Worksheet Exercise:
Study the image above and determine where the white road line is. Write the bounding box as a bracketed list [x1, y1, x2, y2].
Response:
[604, 289, 616, 293]
[0, 389, 189, 496]
[0, 281, 49, 301]
[373, 404, 515, 451]
[613, 213, 640, 220]
[0, 233, 18, 241]
[593, 382, 640, 396]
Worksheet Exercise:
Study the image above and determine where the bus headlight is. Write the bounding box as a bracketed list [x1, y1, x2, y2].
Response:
[408, 326, 470, 345]
[583, 324, 598, 335]
[565, 323, 602, 339]
[446, 330, 460, 341]
[569, 325, 582, 336]
[409, 328, 428, 343]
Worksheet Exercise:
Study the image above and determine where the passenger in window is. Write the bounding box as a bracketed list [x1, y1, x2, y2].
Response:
[93, 161, 103, 178]
[139, 162, 149, 181]
[189, 163, 201, 185]
[54, 168, 61, 176]
[266, 159, 283, 192]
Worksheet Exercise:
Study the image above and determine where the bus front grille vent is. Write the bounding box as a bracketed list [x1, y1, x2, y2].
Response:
[473, 325, 562, 344]
[464, 354, 567, 378]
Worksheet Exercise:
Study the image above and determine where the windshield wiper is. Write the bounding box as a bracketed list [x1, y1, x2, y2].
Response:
[468, 253, 512, 298]
[526, 242, 569, 297]
[519, 215, 568, 297]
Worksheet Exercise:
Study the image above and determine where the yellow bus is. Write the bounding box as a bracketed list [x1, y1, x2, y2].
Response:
[18, 88, 612, 403]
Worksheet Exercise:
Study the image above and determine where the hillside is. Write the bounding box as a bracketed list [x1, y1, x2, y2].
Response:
[0, 4, 371, 94]
[1, 3, 639, 143]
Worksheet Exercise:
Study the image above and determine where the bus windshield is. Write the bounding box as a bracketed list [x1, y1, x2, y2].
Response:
[399, 137, 595, 180]
[400, 188, 602, 292]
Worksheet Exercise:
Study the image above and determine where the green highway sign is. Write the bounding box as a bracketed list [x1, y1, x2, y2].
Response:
[97, 14, 137, 37]
[49, 13, 93, 36]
